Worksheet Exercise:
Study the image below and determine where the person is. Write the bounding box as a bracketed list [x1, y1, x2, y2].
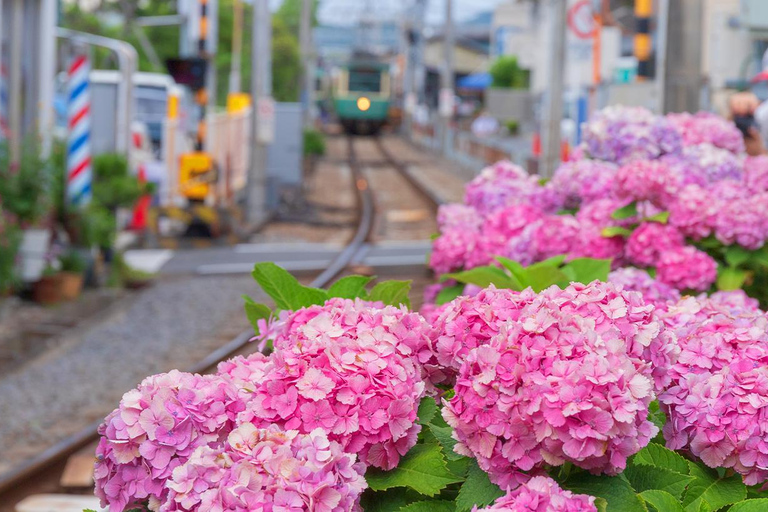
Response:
[728, 90, 768, 156]
[471, 110, 499, 137]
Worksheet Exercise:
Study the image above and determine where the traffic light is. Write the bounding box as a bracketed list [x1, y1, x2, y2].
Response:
[166, 57, 208, 91]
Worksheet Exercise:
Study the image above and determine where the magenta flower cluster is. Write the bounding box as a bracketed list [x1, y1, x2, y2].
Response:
[666, 111, 745, 154]
[226, 298, 428, 471]
[443, 282, 663, 489]
[474, 476, 596, 512]
[161, 424, 366, 512]
[94, 370, 244, 510]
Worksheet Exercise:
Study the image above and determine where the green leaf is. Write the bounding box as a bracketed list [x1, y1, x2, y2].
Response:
[524, 264, 569, 292]
[528, 254, 567, 269]
[682, 462, 746, 512]
[436, 284, 465, 306]
[594, 498, 608, 512]
[446, 456, 471, 479]
[725, 246, 752, 268]
[729, 499, 768, 511]
[495, 256, 530, 287]
[444, 266, 520, 290]
[398, 501, 455, 512]
[359, 488, 417, 512]
[327, 275, 375, 299]
[612, 201, 638, 220]
[640, 490, 685, 512]
[428, 424, 463, 461]
[562, 258, 612, 284]
[562, 473, 648, 512]
[455, 460, 505, 512]
[624, 465, 694, 500]
[632, 442, 689, 476]
[417, 397, 438, 425]
[646, 401, 668, 438]
[242, 295, 272, 333]
[646, 211, 670, 224]
[366, 443, 463, 496]
[252, 262, 328, 310]
[717, 267, 749, 291]
[369, 280, 412, 308]
[602, 226, 634, 238]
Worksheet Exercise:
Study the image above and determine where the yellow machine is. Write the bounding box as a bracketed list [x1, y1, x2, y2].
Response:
[179, 152, 215, 201]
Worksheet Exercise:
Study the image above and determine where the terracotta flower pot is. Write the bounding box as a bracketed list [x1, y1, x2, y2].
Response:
[33, 274, 63, 305]
[59, 272, 84, 300]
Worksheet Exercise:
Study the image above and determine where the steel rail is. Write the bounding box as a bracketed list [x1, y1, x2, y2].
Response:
[373, 136, 443, 210]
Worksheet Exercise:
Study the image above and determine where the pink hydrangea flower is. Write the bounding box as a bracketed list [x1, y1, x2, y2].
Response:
[667, 111, 745, 154]
[744, 155, 768, 192]
[222, 299, 429, 470]
[668, 184, 717, 240]
[480, 204, 545, 263]
[437, 203, 484, 231]
[473, 476, 596, 511]
[568, 224, 624, 264]
[161, 424, 367, 511]
[94, 371, 244, 511]
[656, 246, 717, 292]
[576, 198, 634, 227]
[550, 159, 618, 208]
[713, 195, 768, 250]
[614, 160, 681, 208]
[443, 282, 663, 489]
[430, 227, 484, 274]
[431, 286, 539, 384]
[608, 267, 680, 310]
[528, 215, 581, 261]
[625, 222, 685, 267]
[464, 161, 540, 215]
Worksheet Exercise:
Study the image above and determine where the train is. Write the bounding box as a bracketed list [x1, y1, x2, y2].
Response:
[332, 58, 391, 135]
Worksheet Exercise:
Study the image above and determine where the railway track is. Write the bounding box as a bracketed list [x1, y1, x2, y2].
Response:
[0, 135, 432, 511]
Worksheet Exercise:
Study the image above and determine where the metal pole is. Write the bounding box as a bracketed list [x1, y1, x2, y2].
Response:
[8, 0, 23, 163]
[228, 0, 243, 94]
[38, 0, 57, 158]
[541, 0, 567, 178]
[247, 0, 270, 224]
[634, 0, 653, 79]
[440, 0, 454, 155]
[300, 0, 314, 127]
[656, 0, 669, 114]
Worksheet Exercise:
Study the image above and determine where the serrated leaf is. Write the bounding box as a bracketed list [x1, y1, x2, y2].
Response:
[624, 465, 694, 500]
[417, 397, 438, 425]
[252, 262, 328, 310]
[359, 488, 418, 512]
[366, 443, 463, 496]
[242, 295, 272, 333]
[725, 246, 752, 268]
[327, 275, 375, 299]
[717, 267, 749, 291]
[369, 280, 412, 308]
[682, 461, 746, 512]
[436, 284, 465, 305]
[640, 490, 685, 512]
[612, 201, 638, 220]
[633, 442, 688, 475]
[562, 258, 611, 284]
[398, 501, 455, 512]
[646, 211, 670, 224]
[455, 460, 505, 512]
[495, 256, 529, 287]
[428, 424, 463, 461]
[602, 226, 634, 238]
[729, 499, 768, 511]
[444, 266, 519, 290]
[562, 473, 648, 512]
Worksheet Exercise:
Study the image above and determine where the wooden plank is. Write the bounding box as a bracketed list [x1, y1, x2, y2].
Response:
[15, 494, 104, 512]
[59, 452, 95, 489]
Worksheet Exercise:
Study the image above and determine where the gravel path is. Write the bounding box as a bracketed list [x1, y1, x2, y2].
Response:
[0, 275, 261, 474]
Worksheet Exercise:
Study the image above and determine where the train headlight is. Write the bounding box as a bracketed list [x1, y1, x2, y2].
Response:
[357, 97, 371, 111]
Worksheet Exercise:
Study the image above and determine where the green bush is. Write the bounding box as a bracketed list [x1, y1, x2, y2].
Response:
[505, 119, 520, 135]
[489, 56, 530, 89]
[59, 250, 88, 274]
[0, 140, 52, 225]
[303, 129, 326, 157]
[93, 154, 146, 210]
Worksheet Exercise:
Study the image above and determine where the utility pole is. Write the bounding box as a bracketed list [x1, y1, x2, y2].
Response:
[299, 0, 315, 127]
[655, 0, 669, 114]
[247, 0, 273, 224]
[439, 0, 454, 155]
[541, 0, 567, 178]
[403, 0, 427, 137]
[228, 0, 243, 93]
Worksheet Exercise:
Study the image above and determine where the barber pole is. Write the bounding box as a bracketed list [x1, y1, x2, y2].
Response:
[66, 55, 93, 206]
[0, 64, 9, 139]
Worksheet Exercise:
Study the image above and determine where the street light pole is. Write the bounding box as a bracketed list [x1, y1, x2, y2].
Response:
[300, 0, 315, 127]
[440, 0, 454, 155]
[541, 0, 567, 178]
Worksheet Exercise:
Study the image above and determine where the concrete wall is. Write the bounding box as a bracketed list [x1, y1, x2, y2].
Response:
[485, 88, 536, 127]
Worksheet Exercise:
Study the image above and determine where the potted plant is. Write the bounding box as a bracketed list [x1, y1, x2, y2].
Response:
[32, 265, 62, 305]
[58, 250, 87, 300]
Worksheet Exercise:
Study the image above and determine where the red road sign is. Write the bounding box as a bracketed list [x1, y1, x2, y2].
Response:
[567, 0, 597, 39]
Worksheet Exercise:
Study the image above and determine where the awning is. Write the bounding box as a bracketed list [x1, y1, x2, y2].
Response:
[457, 72, 492, 90]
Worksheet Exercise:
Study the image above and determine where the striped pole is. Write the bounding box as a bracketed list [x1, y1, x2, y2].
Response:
[634, 0, 653, 79]
[66, 54, 93, 207]
[196, 0, 208, 151]
[0, 64, 9, 140]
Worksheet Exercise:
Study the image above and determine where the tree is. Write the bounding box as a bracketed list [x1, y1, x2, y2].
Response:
[275, 0, 319, 35]
[489, 56, 530, 90]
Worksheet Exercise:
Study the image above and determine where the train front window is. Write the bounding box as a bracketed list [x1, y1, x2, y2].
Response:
[348, 70, 381, 93]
